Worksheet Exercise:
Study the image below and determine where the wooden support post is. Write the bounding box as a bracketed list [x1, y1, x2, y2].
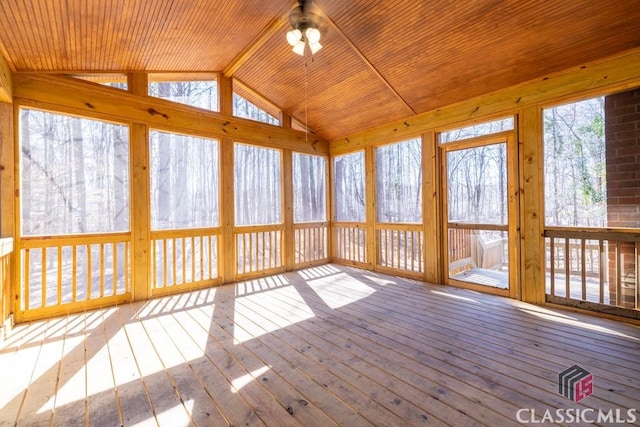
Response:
[280, 111, 291, 130]
[365, 146, 376, 269]
[520, 107, 545, 304]
[283, 149, 295, 270]
[218, 74, 233, 116]
[220, 137, 236, 284]
[0, 55, 12, 104]
[422, 131, 441, 284]
[507, 133, 521, 300]
[129, 73, 151, 301]
[0, 101, 14, 328]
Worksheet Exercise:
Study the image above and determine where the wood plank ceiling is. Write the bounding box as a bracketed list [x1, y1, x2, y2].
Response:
[0, 0, 640, 141]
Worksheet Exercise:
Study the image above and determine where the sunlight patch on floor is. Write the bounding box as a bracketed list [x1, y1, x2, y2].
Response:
[135, 399, 193, 427]
[231, 365, 271, 393]
[307, 272, 375, 309]
[233, 286, 314, 344]
[519, 307, 640, 341]
[430, 289, 479, 303]
[40, 335, 86, 412]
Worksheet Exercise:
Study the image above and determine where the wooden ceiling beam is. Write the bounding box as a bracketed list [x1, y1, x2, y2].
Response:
[322, 14, 417, 116]
[13, 73, 327, 154]
[224, 14, 290, 78]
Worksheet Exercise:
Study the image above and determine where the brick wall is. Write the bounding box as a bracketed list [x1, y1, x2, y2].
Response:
[605, 88, 640, 307]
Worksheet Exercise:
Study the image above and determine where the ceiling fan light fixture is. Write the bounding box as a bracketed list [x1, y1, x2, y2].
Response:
[305, 27, 321, 44]
[292, 40, 306, 56]
[308, 41, 322, 55]
[286, 29, 302, 46]
[286, 0, 323, 55]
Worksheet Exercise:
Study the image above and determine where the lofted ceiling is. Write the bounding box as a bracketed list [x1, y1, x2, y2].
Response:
[1, 0, 640, 141]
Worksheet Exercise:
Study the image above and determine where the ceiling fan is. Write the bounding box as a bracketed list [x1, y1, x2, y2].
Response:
[286, 0, 324, 55]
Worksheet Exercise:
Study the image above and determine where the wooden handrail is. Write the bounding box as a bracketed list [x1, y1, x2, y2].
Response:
[234, 224, 284, 234]
[150, 227, 221, 239]
[544, 227, 640, 241]
[20, 233, 131, 248]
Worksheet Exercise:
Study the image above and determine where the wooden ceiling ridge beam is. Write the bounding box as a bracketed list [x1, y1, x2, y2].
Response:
[330, 47, 640, 154]
[223, 11, 291, 78]
[322, 14, 416, 116]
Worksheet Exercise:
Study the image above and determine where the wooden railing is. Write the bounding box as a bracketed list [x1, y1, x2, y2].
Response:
[0, 238, 13, 333]
[448, 228, 473, 273]
[294, 222, 329, 266]
[235, 225, 284, 277]
[447, 225, 508, 274]
[19, 233, 131, 318]
[375, 223, 423, 274]
[545, 227, 640, 310]
[333, 222, 367, 265]
[150, 228, 220, 295]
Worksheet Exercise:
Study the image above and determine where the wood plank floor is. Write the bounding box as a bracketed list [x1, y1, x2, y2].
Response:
[1, 264, 639, 426]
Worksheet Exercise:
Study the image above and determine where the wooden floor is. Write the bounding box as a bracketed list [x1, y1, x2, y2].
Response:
[1, 264, 639, 426]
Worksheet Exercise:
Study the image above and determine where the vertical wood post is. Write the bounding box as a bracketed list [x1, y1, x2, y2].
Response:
[219, 74, 233, 116]
[283, 149, 295, 270]
[219, 137, 236, 284]
[422, 131, 441, 284]
[129, 73, 151, 301]
[520, 107, 545, 304]
[0, 101, 14, 325]
[365, 146, 376, 269]
[218, 74, 236, 284]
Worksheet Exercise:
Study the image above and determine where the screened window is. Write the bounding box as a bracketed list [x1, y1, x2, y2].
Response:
[150, 131, 219, 230]
[376, 138, 422, 223]
[149, 80, 218, 111]
[333, 152, 365, 222]
[234, 144, 282, 226]
[233, 93, 279, 125]
[20, 108, 129, 235]
[293, 153, 326, 223]
[447, 144, 507, 224]
[544, 97, 606, 227]
[440, 117, 514, 143]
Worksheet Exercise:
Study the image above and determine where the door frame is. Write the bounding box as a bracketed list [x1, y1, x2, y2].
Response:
[439, 131, 520, 299]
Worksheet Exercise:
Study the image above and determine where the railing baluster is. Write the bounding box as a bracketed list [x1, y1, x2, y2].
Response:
[87, 245, 92, 300]
[125, 242, 130, 293]
[150, 239, 156, 289]
[615, 241, 622, 307]
[581, 239, 587, 301]
[190, 236, 195, 283]
[634, 242, 640, 310]
[112, 242, 117, 297]
[550, 238, 555, 296]
[57, 246, 62, 304]
[162, 239, 168, 288]
[100, 243, 105, 297]
[564, 238, 570, 299]
[599, 239, 605, 304]
[41, 247, 47, 308]
[24, 249, 30, 309]
[172, 238, 177, 286]
[181, 237, 186, 285]
[72, 245, 77, 301]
